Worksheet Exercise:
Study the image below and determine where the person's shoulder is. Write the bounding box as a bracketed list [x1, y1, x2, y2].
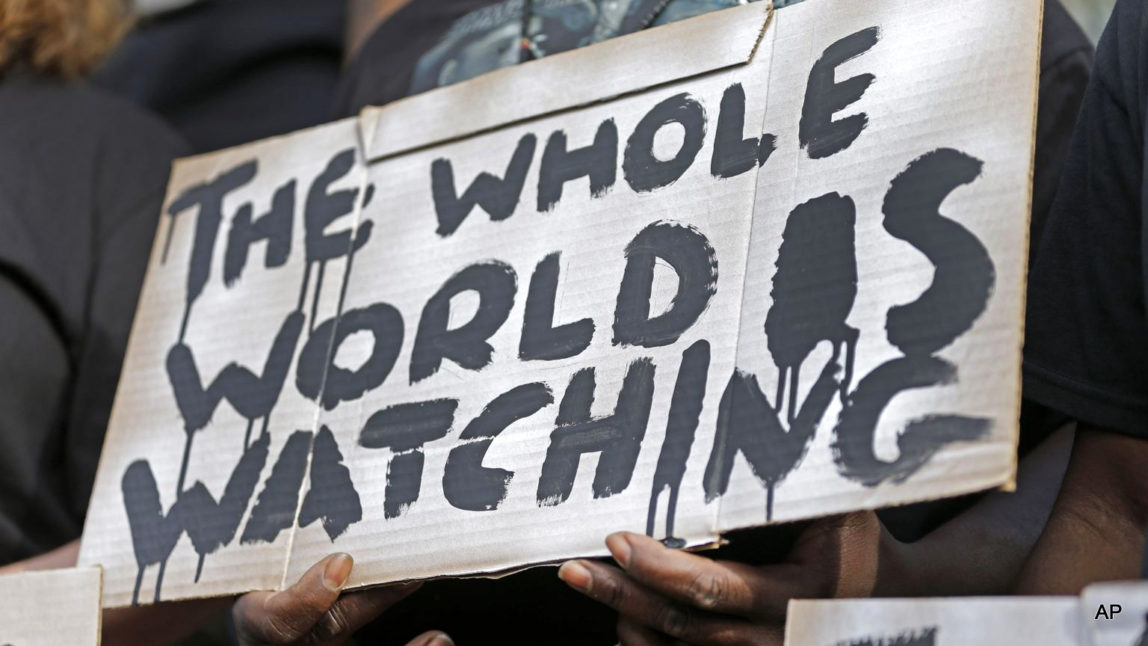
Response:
[0, 76, 188, 162]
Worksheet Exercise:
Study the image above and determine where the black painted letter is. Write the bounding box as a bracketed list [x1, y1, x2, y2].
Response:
[799, 27, 879, 159]
[360, 400, 458, 518]
[305, 149, 372, 263]
[520, 252, 594, 361]
[624, 93, 706, 192]
[224, 180, 294, 286]
[432, 134, 537, 236]
[614, 222, 717, 348]
[166, 311, 304, 433]
[537, 359, 656, 506]
[882, 148, 994, 356]
[444, 383, 553, 511]
[704, 360, 839, 520]
[711, 83, 775, 178]
[537, 120, 618, 211]
[647, 340, 709, 543]
[165, 160, 257, 338]
[410, 262, 517, 383]
[833, 357, 989, 486]
[297, 303, 405, 410]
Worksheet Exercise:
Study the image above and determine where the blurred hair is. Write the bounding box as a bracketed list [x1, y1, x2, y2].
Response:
[0, 0, 131, 79]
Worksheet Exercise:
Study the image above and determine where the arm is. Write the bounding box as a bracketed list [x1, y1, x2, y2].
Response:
[1014, 426, 1148, 594]
[877, 423, 1074, 596]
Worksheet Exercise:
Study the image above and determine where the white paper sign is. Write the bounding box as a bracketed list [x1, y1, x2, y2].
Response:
[0, 568, 102, 646]
[80, 0, 1042, 606]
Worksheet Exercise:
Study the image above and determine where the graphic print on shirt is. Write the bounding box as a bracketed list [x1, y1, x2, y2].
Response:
[409, 0, 764, 94]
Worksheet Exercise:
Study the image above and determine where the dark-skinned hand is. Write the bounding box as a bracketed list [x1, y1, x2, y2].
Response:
[234, 553, 452, 646]
[558, 512, 881, 646]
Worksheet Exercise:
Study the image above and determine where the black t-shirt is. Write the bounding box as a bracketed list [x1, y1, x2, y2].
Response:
[94, 0, 344, 153]
[0, 75, 187, 564]
[336, 2, 1094, 644]
[1024, 0, 1148, 437]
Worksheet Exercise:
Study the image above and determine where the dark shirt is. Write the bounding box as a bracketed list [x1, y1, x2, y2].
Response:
[334, 0, 765, 116]
[94, 0, 344, 153]
[0, 75, 187, 564]
[1024, 0, 1148, 438]
[336, 2, 1094, 643]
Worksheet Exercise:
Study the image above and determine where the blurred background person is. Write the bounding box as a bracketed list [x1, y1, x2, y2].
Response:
[0, 3, 440, 645]
[93, 0, 345, 153]
[0, 0, 187, 572]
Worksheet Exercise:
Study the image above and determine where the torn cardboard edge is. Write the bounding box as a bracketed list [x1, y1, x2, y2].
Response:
[360, 1, 774, 161]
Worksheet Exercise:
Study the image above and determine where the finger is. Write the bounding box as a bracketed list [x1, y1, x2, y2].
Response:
[307, 582, 423, 646]
[605, 532, 799, 618]
[559, 559, 763, 645]
[404, 630, 455, 646]
[235, 553, 408, 646]
[617, 617, 673, 646]
[234, 554, 347, 645]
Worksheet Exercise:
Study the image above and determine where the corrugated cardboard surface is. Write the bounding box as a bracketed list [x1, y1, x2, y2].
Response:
[0, 568, 102, 646]
[80, 0, 1041, 606]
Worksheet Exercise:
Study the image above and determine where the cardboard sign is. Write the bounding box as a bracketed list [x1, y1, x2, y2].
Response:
[0, 568, 102, 646]
[79, 0, 1042, 606]
[784, 582, 1148, 646]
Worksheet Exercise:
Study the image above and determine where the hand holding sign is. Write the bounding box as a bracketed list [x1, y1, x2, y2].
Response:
[559, 512, 881, 646]
[233, 553, 445, 646]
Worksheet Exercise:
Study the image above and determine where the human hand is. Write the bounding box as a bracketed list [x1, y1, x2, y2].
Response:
[558, 512, 881, 646]
[233, 553, 450, 646]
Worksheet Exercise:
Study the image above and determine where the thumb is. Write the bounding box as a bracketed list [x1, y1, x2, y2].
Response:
[234, 553, 352, 644]
[404, 630, 455, 646]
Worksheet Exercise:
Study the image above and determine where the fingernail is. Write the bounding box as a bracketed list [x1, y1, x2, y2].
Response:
[323, 553, 353, 592]
[428, 633, 455, 646]
[557, 560, 592, 592]
[606, 533, 632, 569]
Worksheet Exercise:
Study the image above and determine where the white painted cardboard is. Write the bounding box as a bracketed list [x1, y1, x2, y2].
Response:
[80, 0, 1042, 606]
